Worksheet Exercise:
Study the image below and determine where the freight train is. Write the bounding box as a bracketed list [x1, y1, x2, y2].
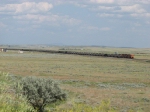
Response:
[3, 48, 134, 59]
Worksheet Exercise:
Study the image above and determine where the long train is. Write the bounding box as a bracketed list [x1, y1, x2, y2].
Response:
[3, 48, 134, 59]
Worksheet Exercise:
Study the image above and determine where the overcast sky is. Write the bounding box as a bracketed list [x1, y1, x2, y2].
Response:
[0, 0, 150, 48]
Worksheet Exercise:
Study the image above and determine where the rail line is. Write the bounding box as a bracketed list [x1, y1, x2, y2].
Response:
[4, 48, 135, 59]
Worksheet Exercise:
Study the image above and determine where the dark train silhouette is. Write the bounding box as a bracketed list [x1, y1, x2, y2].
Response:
[4, 48, 134, 59]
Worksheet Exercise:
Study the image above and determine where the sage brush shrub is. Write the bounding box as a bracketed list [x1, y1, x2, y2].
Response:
[20, 76, 67, 112]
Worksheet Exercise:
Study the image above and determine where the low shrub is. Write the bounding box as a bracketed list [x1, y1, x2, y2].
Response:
[19, 76, 67, 112]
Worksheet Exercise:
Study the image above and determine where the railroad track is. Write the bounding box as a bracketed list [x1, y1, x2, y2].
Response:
[2, 48, 150, 63]
[3, 48, 135, 59]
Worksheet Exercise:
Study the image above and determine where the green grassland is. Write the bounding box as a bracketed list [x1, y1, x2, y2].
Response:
[0, 46, 150, 111]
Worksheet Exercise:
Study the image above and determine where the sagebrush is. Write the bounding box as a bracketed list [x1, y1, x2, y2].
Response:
[19, 76, 67, 112]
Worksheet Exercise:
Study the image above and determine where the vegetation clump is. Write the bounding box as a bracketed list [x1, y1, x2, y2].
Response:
[0, 72, 34, 112]
[19, 76, 67, 112]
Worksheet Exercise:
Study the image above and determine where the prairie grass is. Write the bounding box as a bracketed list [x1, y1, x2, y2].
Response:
[52, 100, 117, 112]
[0, 72, 120, 112]
[0, 72, 119, 112]
[0, 47, 150, 111]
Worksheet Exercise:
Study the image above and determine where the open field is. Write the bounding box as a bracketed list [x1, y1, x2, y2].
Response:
[0, 47, 150, 111]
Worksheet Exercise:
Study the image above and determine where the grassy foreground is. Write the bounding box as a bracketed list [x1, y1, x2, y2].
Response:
[0, 72, 34, 112]
[0, 72, 119, 112]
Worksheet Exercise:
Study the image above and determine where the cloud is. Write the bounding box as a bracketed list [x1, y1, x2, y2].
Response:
[74, 3, 88, 8]
[0, 2, 53, 14]
[90, 0, 114, 4]
[120, 4, 146, 13]
[13, 14, 81, 26]
[97, 6, 114, 10]
[131, 13, 150, 18]
[134, 0, 150, 4]
[97, 13, 123, 18]
[0, 22, 7, 31]
[61, 16, 81, 26]
[13, 14, 59, 23]
[80, 25, 110, 31]
[79, 25, 98, 31]
[87, 26, 100, 30]
[94, 4, 148, 18]
[110, 0, 150, 5]
[98, 13, 114, 17]
[88, 0, 150, 5]
[0, 22, 6, 28]
[100, 27, 110, 31]
[90, 6, 115, 11]
[146, 21, 150, 24]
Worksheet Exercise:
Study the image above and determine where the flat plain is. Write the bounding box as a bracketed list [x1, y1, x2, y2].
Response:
[0, 46, 150, 111]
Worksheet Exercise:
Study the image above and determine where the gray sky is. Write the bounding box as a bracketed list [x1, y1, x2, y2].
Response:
[0, 0, 150, 48]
